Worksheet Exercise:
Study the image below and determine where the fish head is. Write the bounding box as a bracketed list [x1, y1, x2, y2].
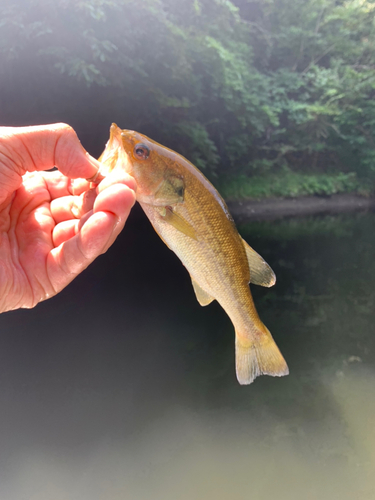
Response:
[119, 128, 185, 207]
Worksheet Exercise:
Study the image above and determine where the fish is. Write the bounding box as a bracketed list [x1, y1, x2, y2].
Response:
[98, 123, 289, 385]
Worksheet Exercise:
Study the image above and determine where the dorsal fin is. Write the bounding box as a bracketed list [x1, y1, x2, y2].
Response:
[242, 238, 276, 287]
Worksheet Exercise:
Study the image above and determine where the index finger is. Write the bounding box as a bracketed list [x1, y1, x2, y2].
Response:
[37, 170, 91, 199]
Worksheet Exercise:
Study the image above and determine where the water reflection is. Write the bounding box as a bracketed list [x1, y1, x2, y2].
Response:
[0, 209, 374, 499]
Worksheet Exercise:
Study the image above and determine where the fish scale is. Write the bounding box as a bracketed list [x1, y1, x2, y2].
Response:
[99, 124, 289, 385]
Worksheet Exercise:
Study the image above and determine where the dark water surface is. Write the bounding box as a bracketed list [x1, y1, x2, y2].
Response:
[0, 207, 374, 500]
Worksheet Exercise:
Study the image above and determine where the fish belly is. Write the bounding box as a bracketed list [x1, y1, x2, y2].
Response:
[140, 202, 246, 303]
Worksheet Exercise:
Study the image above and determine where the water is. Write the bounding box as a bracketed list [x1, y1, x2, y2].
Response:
[0, 207, 374, 500]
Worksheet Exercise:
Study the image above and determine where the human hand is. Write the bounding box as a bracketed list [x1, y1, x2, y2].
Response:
[0, 123, 136, 313]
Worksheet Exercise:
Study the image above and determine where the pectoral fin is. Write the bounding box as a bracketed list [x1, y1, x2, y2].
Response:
[191, 278, 214, 306]
[159, 206, 197, 240]
[242, 238, 276, 287]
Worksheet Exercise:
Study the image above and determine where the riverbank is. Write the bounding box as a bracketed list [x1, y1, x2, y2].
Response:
[227, 193, 375, 221]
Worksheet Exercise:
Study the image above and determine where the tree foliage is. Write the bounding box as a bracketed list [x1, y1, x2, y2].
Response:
[1, 0, 375, 195]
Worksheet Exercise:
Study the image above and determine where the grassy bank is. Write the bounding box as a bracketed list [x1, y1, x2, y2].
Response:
[217, 172, 373, 201]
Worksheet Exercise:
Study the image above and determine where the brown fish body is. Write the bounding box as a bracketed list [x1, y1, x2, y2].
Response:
[100, 124, 288, 384]
[140, 167, 256, 331]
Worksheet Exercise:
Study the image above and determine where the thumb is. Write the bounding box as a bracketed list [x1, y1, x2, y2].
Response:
[0, 123, 99, 196]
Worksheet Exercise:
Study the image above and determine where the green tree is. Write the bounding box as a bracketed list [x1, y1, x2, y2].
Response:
[1, 0, 375, 197]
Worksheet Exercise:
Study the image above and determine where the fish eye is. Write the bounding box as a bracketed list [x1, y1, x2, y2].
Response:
[134, 143, 150, 160]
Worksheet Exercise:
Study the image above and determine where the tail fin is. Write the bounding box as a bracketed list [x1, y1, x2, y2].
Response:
[235, 326, 289, 385]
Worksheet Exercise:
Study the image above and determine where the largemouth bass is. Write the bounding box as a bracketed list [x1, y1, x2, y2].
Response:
[99, 124, 289, 385]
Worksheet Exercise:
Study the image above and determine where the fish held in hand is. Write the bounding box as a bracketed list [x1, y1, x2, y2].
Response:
[99, 123, 289, 385]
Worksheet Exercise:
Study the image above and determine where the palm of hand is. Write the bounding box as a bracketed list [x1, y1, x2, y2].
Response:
[0, 171, 104, 311]
[0, 124, 136, 313]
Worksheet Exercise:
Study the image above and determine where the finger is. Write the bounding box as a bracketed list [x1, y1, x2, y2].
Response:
[92, 175, 137, 253]
[71, 177, 92, 196]
[93, 184, 135, 254]
[46, 182, 136, 293]
[39, 170, 92, 199]
[96, 169, 137, 195]
[94, 182, 135, 218]
[51, 213, 93, 247]
[52, 219, 79, 247]
[49, 168, 136, 223]
[38, 155, 136, 203]
[0, 123, 99, 179]
[50, 189, 97, 223]
[47, 211, 117, 292]
[93, 183, 136, 253]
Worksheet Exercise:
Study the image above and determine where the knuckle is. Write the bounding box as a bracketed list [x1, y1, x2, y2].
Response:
[54, 123, 74, 135]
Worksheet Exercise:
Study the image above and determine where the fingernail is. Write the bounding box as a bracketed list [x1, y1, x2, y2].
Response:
[86, 153, 105, 183]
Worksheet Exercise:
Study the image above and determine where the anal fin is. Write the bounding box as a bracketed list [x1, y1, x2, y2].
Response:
[191, 278, 214, 306]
